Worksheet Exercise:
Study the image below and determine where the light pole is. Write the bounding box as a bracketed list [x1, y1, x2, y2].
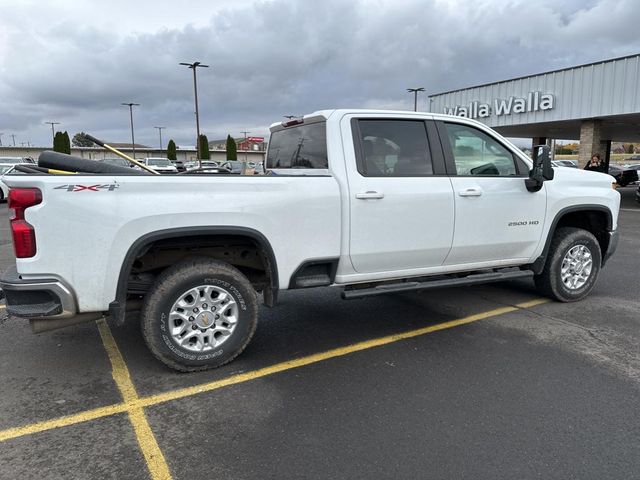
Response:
[180, 61, 209, 165]
[10, 134, 16, 146]
[0, 133, 3, 147]
[154, 126, 165, 151]
[121, 102, 140, 158]
[406, 87, 425, 112]
[45, 121, 60, 143]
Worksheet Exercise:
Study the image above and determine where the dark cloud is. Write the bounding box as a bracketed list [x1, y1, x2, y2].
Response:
[1, 0, 639, 147]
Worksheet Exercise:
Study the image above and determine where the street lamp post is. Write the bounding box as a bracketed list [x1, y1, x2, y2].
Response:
[0, 133, 3, 147]
[406, 87, 425, 112]
[180, 61, 209, 166]
[10, 134, 16, 146]
[154, 126, 166, 151]
[121, 102, 140, 159]
[44, 121, 60, 143]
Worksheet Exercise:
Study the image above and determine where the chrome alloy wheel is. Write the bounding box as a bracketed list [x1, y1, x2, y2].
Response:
[560, 245, 593, 290]
[168, 285, 239, 352]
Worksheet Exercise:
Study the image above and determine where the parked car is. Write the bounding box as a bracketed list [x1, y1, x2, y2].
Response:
[100, 157, 136, 169]
[607, 164, 639, 187]
[184, 161, 199, 170]
[623, 164, 640, 184]
[171, 160, 186, 172]
[555, 159, 578, 168]
[0, 164, 30, 201]
[219, 160, 265, 174]
[0, 164, 13, 201]
[185, 160, 222, 171]
[143, 157, 178, 174]
[0, 156, 35, 164]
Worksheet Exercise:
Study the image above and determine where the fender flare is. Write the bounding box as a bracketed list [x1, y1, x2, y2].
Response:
[108, 226, 279, 324]
[531, 205, 613, 274]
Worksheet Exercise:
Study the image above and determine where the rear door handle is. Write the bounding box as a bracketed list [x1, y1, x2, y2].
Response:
[355, 191, 385, 200]
[458, 188, 483, 197]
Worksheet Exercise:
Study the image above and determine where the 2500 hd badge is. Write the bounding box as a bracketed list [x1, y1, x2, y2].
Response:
[508, 220, 540, 226]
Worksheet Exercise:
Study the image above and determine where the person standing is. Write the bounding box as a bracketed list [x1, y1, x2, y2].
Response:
[584, 153, 605, 172]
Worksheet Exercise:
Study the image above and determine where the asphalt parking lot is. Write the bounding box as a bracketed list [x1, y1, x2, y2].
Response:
[0, 188, 639, 480]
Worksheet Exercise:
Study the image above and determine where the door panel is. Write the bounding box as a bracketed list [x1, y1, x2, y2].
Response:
[349, 177, 455, 273]
[438, 121, 546, 265]
[344, 117, 455, 274]
[445, 177, 546, 265]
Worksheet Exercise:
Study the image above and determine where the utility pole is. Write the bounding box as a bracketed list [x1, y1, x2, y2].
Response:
[121, 102, 140, 159]
[180, 61, 209, 166]
[0, 133, 3, 147]
[154, 126, 165, 151]
[406, 87, 425, 112]
[45, 121, 60, 142]
[11, 134, 16, 146]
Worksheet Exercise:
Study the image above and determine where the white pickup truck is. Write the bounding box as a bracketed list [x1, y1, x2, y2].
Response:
[1, 110, 620, 371]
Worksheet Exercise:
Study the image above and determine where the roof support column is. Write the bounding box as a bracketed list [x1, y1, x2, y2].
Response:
[578, 119, 602, 167]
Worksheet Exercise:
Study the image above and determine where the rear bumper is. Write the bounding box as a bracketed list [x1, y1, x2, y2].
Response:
[0, 265, 77, 319]
[602, 229, 619, 266]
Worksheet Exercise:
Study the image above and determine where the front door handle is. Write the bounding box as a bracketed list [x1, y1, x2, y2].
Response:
[458, 188, 483, 197]
[355, 191, 385, 200]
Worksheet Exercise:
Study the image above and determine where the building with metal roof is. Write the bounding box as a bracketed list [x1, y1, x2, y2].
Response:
[429, 53, 640, 166]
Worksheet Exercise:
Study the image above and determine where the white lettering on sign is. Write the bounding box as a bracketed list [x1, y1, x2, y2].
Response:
[444, 92, 555, 119]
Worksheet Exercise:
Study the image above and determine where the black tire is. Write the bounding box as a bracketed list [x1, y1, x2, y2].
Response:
[141, 258, 258, 372]
[534, 227, 601, 302]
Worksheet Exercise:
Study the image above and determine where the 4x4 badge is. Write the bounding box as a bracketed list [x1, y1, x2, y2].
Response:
[54, 184, 119, 192]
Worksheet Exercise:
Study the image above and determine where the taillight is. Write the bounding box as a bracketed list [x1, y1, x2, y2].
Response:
[9, 188, 42, 258]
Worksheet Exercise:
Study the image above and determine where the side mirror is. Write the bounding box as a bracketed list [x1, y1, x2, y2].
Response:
[525, 145, 554, 192]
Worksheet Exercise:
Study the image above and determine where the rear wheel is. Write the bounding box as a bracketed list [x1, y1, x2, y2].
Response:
[534, 227, 601, 302]
[141, 258, 258, 372]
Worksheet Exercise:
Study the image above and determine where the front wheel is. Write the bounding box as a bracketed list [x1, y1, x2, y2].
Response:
[141, 258, 258, 372]
[534, 227, 602, 302]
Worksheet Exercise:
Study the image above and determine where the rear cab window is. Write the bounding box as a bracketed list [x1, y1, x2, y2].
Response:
[266, 122, 328, 173]
[354, 119, 434, 176]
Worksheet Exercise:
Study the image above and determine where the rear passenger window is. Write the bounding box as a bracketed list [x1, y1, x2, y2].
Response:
[357, 120, 433, 176]
[444, 123, 517, 176]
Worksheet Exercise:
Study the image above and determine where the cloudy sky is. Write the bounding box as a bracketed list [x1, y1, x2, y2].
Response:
[1, 0, 639, 148]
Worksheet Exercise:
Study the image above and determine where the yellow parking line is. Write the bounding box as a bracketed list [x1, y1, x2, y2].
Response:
[140, 298, 549, 408]
[96, 319, 172, 480]
[0, 298, 548, 446]
[0, 403, 129, 442]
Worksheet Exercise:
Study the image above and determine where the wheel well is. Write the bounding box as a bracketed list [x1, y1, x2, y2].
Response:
[554, 209, 610, 256]
[110, 229, 278, 324]
[133, 234, 271, 287]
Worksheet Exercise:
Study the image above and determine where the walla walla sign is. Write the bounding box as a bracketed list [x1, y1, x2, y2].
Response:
[443, 92, 554, 119]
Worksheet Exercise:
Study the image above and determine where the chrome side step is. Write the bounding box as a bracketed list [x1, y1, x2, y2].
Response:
[341, 269, 534, 300]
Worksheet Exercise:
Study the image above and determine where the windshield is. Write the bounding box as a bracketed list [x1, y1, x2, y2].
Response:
[266, 122, 327, 169]
[147, 159, 172, 167]
[0, 165, 14, 174]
